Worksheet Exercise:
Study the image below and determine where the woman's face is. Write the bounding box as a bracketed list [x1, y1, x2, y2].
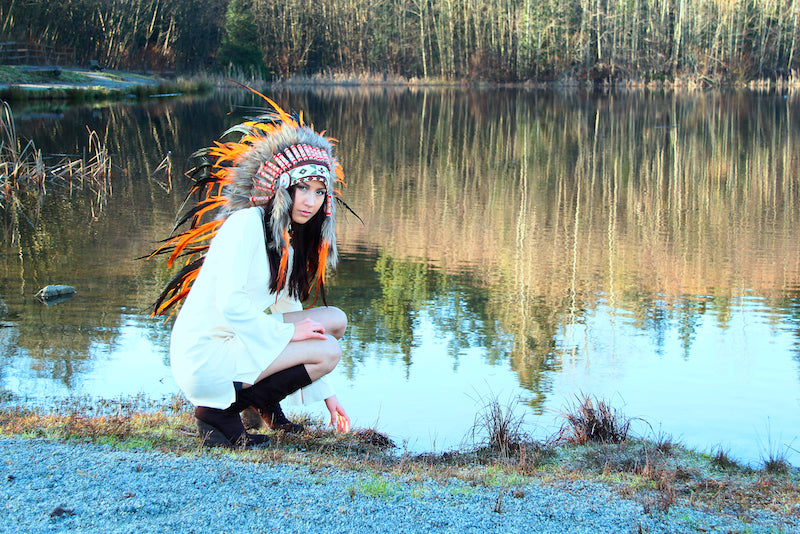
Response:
[291, 180, 327, 224]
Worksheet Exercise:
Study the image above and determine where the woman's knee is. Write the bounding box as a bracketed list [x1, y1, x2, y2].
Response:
[322, 306, 347, 339]
[318, 335, 341, 375]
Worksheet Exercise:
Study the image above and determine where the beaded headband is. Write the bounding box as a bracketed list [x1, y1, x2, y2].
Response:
[251, 143, 333, 215]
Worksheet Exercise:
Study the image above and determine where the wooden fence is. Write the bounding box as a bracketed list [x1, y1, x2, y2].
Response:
[0, 42, 75, 66]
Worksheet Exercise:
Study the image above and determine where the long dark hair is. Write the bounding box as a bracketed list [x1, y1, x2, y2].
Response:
[263, 185, 327, 304]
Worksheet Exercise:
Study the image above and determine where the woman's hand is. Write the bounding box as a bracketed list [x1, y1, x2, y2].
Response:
[324, 395, 350, 433]
[291, 318, 327, 342]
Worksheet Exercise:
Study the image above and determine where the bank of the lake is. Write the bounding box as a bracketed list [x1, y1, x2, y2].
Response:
[0, 65, 211, 102]
[0, 396, 797, 533]
[4, 66, 797, 103]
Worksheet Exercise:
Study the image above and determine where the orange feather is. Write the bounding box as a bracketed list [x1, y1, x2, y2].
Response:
[167, 220, 222, 266]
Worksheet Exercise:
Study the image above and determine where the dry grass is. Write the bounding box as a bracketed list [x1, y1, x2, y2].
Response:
[0, 391, 798, 528]
[0, 100, 114, 243]
[0, 101, 112, 199]
[763, 453, 791, 475]
[470, 392, 528, 457]
[0, 392, 396, 461]
[710, 446, 741, 471]
[558, 393, 632, 444]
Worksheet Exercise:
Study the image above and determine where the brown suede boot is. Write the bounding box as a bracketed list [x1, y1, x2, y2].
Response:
[261, 402, 305, 433]
[195, 405, 270, 448]
[237, 365, 312, 433]
[241, 403, 305, 433]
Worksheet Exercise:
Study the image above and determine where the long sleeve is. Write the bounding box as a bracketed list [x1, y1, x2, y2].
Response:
[170, 208, 295, 408]
[211, 211, 296, 374]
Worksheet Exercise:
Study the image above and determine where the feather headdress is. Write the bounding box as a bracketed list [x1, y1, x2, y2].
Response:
[149, 93, 347, 318]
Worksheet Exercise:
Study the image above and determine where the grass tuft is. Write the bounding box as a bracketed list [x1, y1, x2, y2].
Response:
[558, 393, 632, 444]
[763, 452, 790, 475]
[758, 424, 793, 476]
[356, 475, 401, 499]
[710, 446, 741, 471]
[470, 392, 528, 457]
[651, 430, 680, 455]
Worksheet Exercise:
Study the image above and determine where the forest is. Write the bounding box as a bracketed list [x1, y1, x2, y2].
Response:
[1, 0, 798, 83]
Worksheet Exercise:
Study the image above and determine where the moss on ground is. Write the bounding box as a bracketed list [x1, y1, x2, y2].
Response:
[0, 66, 92, 84]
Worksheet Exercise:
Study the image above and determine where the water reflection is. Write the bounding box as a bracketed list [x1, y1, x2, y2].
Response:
[1, 88, 798, 464]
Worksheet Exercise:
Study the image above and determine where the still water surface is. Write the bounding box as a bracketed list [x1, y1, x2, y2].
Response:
[1, 88, 798, 465]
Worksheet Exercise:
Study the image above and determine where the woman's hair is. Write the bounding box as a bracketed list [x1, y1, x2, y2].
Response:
[147, 95, 350, 318]
[263, 185, 327, 304]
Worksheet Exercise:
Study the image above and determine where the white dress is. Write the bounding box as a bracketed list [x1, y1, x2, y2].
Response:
[169, 206, 334, 409]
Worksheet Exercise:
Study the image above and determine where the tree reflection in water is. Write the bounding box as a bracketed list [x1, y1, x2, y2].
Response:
[0, 89, 798, 463]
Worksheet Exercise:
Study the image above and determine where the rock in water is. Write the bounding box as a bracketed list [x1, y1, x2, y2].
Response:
[34, 285, 77, 302]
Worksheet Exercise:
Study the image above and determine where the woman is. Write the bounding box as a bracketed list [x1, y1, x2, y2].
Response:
[151, 96, 351, 447]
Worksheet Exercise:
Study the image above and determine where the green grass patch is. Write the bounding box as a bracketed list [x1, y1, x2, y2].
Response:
[357, 475, 402, 499]
[484, 465, 527, 487]
[0, 67, 211, 102]
[0, 66, 92, 85]
[447, 484, 477, 497]
[0, 66, 34, 83]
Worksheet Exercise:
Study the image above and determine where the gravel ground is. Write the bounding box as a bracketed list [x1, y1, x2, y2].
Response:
[0, 437, 795, 534]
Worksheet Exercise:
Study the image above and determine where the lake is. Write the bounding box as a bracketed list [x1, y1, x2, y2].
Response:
[1, 87, 798, 465]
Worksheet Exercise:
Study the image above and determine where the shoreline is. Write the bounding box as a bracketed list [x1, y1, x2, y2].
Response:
[1, 66, 798, 104]
[0, 394, 797, 533]
[0, 66, 211, 102]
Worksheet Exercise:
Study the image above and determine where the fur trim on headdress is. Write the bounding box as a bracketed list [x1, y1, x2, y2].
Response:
[147, 91, 346, 318]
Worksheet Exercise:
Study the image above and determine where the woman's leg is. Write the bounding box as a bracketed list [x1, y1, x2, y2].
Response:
[244, 306, 347, 385]
[238, 306, 347, 431]
[252, 334, 340, 383]
[283, 306, 347, 340]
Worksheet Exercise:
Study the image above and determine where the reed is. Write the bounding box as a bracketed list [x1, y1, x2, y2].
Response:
[0, 101, 46, 202]
[0, 101, 115, 242]
[470, 392, 528, 457]
[149, 152, 174, 193]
